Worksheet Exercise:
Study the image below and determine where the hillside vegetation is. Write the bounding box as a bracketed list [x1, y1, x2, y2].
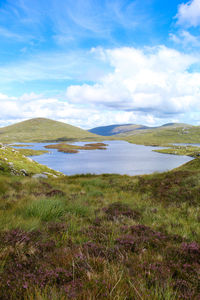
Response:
[119, 124, 200, 146]
[0, 144, 61, 177]
[0, 147, 199, 299]
[154, 145, 200, 158]
[0, 118, 101, 143]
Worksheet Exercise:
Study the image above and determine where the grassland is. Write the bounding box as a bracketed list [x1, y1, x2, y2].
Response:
[0, 144, 199, 299]
[118, 125, 200, 146]
[45, 142, 107, 154]
[154, 145, 200, 158]
[0, 118, 103, 143]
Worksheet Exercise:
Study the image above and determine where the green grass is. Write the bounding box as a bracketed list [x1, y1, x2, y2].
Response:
[0, 144, 62, 176]
[19, 198, 66, 222]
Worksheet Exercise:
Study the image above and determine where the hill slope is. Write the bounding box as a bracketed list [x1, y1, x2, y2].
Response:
[0, 118, 101, 143]
[89, 122, 191, 136]
[117, 123, 199, 146]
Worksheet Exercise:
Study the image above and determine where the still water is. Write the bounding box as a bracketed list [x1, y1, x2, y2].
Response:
[19, 141, 193, 176]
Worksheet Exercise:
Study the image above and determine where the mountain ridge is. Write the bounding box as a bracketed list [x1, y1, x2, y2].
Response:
[89, 122, 192, 136]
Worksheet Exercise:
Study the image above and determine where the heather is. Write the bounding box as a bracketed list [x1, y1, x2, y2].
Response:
[0, 159, 199, 299]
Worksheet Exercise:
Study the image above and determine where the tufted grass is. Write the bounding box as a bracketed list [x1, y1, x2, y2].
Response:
[0, 158, 199, 299]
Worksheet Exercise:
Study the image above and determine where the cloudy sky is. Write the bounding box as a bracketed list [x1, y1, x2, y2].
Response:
[1, 0, 200, 128]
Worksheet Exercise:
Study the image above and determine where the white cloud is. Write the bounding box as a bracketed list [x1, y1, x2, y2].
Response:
[170, 31, 200, 47]
[176, 0, 200, 27]
[66, 46, 200, 117]
[0, 91, 184, 129]
[1, 46, 200, 128]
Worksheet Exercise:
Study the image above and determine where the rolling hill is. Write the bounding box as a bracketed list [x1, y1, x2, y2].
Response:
[89, 122, 192, 136]
[116, 123, 200, 146]
[89, 122, 200, 146]
[0, 118, 101, 143]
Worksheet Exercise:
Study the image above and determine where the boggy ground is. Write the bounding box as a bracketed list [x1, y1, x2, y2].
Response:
[45, 142, 107, 153]
[0, 159, 200, 299]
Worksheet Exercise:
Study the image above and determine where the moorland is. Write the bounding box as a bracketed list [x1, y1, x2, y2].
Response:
[0, 118, 199, 299]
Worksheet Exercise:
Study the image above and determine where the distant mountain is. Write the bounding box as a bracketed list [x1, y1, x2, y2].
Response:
[160, 123, 191, 128]
[89, 124, 148, 136]
[0, 118, 100, 143]
[89, 122, 192, 136]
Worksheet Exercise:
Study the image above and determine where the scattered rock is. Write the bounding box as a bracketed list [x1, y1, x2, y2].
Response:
[10, 170, 18, 176]
[26, 157, 33, 162]
[43, 172, 59, 178]
[0, 144, 6, 150]
[32, 174, 48, 179]
[20, 169, 28, 176]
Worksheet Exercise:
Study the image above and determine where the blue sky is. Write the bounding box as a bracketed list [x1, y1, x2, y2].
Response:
[0, 0, 200, 128]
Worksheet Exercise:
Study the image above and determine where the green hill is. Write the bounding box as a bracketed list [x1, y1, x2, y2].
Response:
[0, 118, 101, 143]
[117, 123, 200, 146]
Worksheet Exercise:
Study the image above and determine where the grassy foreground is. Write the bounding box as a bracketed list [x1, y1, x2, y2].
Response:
[0, 152, 199, 299]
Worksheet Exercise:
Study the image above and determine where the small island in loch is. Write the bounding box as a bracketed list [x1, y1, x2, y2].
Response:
[45, 142, 108, 154]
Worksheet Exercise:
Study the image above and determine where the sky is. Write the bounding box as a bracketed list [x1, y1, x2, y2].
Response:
[1, 0, 200, 128]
